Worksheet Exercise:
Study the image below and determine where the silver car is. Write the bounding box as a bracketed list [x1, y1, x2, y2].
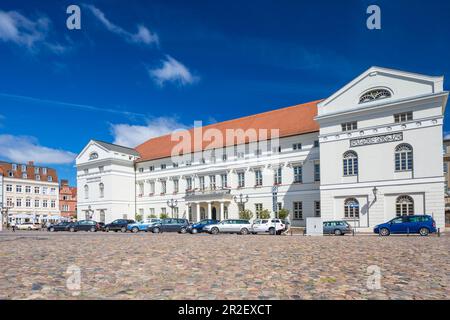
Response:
[203, 219, 252, 235]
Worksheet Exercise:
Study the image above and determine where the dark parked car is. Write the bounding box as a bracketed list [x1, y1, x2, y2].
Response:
[374, 215, 437, 236]
[47, 221, 73, 232]
[68, 220, 102, 232]
[323, 220, 352, 235]
[148, 218, 190, 233]
[104, 219, 135, 232]
[187, 219, 219, 234]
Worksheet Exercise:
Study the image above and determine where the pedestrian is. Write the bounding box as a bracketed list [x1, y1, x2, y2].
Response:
[11, 221, 16, 232]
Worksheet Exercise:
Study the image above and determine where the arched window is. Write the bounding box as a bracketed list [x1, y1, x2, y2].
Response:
[343, 151, 358, 176]
[344, 198, 359, 219]
[200, 207, 206, 220]
[395, 144, 413, 171]
[84, 184, 89, 199]
[359, 88, 392, 104]
[396, 195, 414, 216]
[99, 183, 104, 198]
[89, 152, 99, 160]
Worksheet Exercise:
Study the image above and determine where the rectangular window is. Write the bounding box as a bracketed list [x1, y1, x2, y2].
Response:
[139, 168, 144, 173]
[150, 181, 155, 194]
[161, 181, 167, 194]
[16, 185, 22, 193]
[48, 176, 53, 182]
[138, 183, 144, 196]
[173, 179, 179, 193]
[209, 175, 216, 189]
[42, 168, 47, 174]
[293, 166, 303, 183]
[149, 166, 154, 171]
[6, 184, 12, 192]
[26, 198, 31, 207]
[43, 200, 48, 208]
[12, 164, 17, 171]
[34, 167, 39, 174]
[394, 112, 413, 123]
[161, 164, 166, 170]
[313, 140, 319, 148]
[292, 143, 302, 150]
[16, 198, 22, 207]
[186, 177, 192, 191]
[51, 200, 56, 208]
[293, 202, 303, 220]
[21, 164, 26, 171]
[25, 186, 31, 193]
[7, 198, 13, 207]
[274, 168, 282, 185]
[255, 203, 263, 218]
[341, 122, 357, 131]
[199, 176, 205, 190]
[221, 174, 228, 188]
[314, 163, 320, 181]
[255, 169, 263, 186]
[35, 174, 41, 181]
[34, 199, 40, 208]
[173, 162, 179, 168]
[314, 201, 321, 217]
[238, 172, 245, 188]
[22, 173, 27, 179]
[34, 186, 40, 194]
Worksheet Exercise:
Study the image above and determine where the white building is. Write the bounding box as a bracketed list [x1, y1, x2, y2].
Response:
[76, 67, 448, 229]
[0, 161, 61, 224]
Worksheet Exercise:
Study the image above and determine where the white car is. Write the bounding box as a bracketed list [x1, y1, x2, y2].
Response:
[16, 222, 40, 230]
[251, 218, 285, 235]
[203, 219, 252, 235]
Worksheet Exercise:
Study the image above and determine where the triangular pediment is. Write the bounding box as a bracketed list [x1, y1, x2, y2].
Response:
[317, 66, 444, 117]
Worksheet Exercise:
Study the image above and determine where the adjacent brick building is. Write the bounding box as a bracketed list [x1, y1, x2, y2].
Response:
[59, 179, 77, 220]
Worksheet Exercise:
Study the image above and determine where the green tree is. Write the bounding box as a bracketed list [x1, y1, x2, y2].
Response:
[160, 213, 169, 219]
[135, 214, 143, 222]
[277, 208, 289, 220]
[258, 209, 271, 219]
[148, 214, 157, 219]
[239, 209, 254, 220]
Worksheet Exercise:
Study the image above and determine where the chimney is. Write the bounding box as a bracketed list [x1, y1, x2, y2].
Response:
[28, 161, 34, 166]
[61, 179, 69, 186]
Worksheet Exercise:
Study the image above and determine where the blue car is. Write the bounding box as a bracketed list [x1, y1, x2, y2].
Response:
[187, 219, 220, 234]
[374, 215, 436, 236]
[127, 218, 161, 233]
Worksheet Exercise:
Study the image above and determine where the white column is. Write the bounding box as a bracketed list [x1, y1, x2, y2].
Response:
[220, 202, 224, 221]
[196, 203, 200, 222]
[207, 202, 212, 219]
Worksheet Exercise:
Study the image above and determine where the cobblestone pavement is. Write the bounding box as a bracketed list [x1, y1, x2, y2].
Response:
[0, 231, 448, 300]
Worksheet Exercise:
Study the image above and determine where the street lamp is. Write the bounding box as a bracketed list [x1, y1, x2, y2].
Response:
[167, 199, 178, 218]
[372, 186, 378, 201]
[233, 193, 249, 215]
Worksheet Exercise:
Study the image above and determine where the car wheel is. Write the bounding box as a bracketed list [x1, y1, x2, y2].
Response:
[49, 227, 55, 232]
[211, 227, 219, 235]
[121, 227, 127, 233]
[419, 227, 429, 236]
[131, 227, 139, 233]
[153, 227, 160, 234]
[180, 227, 187, 234]
[90, 226, 96, 232]
[380, 228, 390, 236]
[28, 227, 32, 231]
[269, 227, 275, 235]
[334, 229, 342, 236]
[69, 227, 75, 232]
[191, 228, 198, 234]
[240, 228, 249, 235]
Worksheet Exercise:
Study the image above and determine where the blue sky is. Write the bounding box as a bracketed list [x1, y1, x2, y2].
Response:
[0, 0, 449, 185]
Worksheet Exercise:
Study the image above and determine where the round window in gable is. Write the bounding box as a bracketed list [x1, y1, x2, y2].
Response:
[359, 88, 392, 104]
[89, 152, 99, 160]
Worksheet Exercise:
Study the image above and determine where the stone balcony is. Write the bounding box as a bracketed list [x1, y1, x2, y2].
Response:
[184, 188, 233, 202]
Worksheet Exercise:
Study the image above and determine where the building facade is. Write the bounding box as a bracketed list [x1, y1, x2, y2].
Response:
[76, 67, 448, 229]
[443, 139, 450, 227]
[59, 179, 77, 220]
[0, 161, 60, 224]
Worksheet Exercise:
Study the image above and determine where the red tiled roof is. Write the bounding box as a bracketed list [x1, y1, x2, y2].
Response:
[0, 162, 58, 182]
[135, 100, 321, 162]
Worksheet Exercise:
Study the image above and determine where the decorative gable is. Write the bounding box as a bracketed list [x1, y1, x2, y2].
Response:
[317, 66, 444, 117]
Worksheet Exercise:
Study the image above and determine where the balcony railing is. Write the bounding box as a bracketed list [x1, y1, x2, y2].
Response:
[185, 187, 232, 200]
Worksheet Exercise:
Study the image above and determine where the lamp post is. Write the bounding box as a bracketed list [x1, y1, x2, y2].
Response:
[233, 193, 249, 216]
[0, 202, 13, 232]
[167, 199, 178, 218]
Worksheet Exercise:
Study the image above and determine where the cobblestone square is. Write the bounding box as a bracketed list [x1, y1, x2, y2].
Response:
[0, 231, 448, 299]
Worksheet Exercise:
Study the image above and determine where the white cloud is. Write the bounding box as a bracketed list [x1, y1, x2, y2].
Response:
[444, 132, 450, 140]
[85, 5, 158, 46]
[111, 117, 187, 148]
[149, 55, 199, 87]
[0, 134, 76, 164]
[0, 10, 66, 53]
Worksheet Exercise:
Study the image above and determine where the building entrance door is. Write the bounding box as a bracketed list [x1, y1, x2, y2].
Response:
[212, 207, 217, 220]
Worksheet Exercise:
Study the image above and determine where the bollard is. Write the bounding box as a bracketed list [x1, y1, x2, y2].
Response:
[407, 227, 409, 237]
[437, 228, 440, 237]
[352, 228, 355, 236]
